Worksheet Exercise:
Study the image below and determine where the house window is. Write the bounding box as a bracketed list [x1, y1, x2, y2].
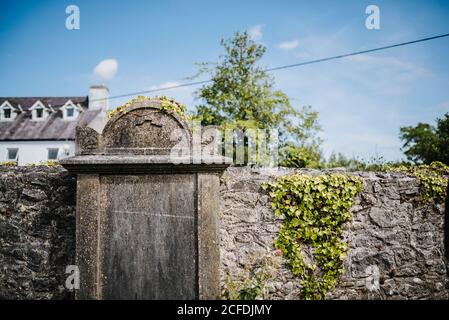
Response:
[62, 101, 78, 120]
[47, 148, 59, 160]
[66, 107, 75, 118]
[36, 108, 44, 118]
[0, 101, 17, 121]
[30, 101, 48, 121]
[7, 148, 19, 161]
[3, 108, 11, 119]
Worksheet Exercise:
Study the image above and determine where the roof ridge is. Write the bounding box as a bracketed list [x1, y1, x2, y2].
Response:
[0, 96, 88, 99]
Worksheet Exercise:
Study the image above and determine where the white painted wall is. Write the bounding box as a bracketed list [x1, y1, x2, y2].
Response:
[0, 141, 75, 165]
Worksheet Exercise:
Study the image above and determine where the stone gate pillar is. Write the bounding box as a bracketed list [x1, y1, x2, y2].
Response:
[60, 99, 229, 300]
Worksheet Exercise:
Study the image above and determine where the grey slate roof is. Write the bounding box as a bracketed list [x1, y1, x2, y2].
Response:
[1, 96, 88, 110]
[0, 97, 102, 141]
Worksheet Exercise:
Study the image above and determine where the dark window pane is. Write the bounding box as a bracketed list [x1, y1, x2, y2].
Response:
[36, 108, 43, 118]
[66, 107, 75, 117]
[4, 108, 11, 118]
[48, 148, 59, 160]
[7, 148, 18, 160]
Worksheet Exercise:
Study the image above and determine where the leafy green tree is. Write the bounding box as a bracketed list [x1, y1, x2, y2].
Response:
[192, 32, 321, 166]
[400, 113, 449, 164]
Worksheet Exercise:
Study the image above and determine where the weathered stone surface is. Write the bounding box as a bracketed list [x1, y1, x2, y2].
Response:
[101, 174, 197, 299]
[369, 207, 396, 228]
[0, 166, 75, 300]
[0, 166, 447, 300]
[75, 174, 101, 299]
[219, 167, 449, 300]
[102, 106, 190, 155]
[197, 173, 222, 299]
[75, 100, 191, 156]
[75, 126, 100, 155]
[60, 99, 229, 300]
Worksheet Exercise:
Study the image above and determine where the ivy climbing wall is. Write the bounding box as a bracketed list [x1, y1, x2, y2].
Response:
[0, 166, 447, 299]
[220, 167, 449, 300]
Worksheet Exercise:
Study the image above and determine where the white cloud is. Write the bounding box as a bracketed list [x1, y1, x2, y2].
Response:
[93, 59, 118, 80]
[247, 24, 264, 41]
[278, 39, 300, 50]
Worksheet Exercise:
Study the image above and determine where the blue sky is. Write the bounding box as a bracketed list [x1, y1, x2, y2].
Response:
[1, 0, 449, 161]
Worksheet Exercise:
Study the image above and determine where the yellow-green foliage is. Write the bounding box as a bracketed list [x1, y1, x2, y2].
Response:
[1, 160, 61, 167]
[108, 96, 188, 119]
[385, 161, 448, 203]
[0, 161, 18, 166]
[263, 173, 364, 299]
[158, 96, 188, 117]
[107, 96, 146, 118]
[25, 160, 61, 167]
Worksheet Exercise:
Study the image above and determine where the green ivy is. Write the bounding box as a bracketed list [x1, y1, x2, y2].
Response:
[108, 96, 189, 120]
[385, 161, 448, 203]
[157, 95, 188, 118]
[263, 173, 364, 299]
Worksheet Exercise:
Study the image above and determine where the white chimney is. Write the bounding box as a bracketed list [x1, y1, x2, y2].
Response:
[88, 85, 109, 110]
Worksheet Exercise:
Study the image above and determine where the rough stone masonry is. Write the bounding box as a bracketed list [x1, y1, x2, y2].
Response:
[220, 167, 449, 299]
[0, 166, 448, 299]
[0, 166, 75, 299]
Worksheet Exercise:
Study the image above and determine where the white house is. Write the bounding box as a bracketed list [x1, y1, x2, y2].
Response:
[0, 85, 109, 165]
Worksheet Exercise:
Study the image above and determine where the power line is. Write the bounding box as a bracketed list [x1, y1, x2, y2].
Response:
[102, 32, 449, 102]
[32, 32, 449, 108]
[265, 32, 449, 72]
[107, 80, 211, 100]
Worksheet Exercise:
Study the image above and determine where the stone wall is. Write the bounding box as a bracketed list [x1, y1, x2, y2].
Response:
[0, 166, 75, 299]
[0, 166, 447, 299]
[220, 167, 449, 299]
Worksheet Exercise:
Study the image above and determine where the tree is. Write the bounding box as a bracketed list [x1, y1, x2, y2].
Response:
[400, 113, 449, 165]
[192, 32, 321, 166]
